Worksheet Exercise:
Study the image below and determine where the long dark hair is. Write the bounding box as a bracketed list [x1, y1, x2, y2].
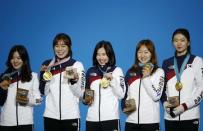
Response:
[53, 33, 72, 58]
[130, 39, 158, 74]
[92, 40, 116, 66]
[172, 28, 191, 53]
[6, 45, 32, 82]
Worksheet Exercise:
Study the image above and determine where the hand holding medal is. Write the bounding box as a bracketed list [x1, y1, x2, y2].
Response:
[100, 73, 112, 89]
[142, 63, 153, 78]
[123, 99, 136, 114]
[0, 71, 19, 90]
[167, 96, 179, 108]
[41, 65, 53, 81]
[42, 57, 71, 82]
[65, 67, 77, 79]
[83, 89, 94, 105]
[0, 75, 12, 90]
[165, 96, 180, 117]
[65, 67, 79, 83]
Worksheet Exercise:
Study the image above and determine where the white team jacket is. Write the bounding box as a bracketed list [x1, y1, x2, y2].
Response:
[43, 60, 85, 120]
[0, 72, 41, 126]
[162, 55, 203, 121]
[125, 68, 164, 124]
[86, 66, 126, 122]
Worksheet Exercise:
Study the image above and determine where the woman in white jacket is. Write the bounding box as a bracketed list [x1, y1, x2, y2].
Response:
[122, 39, 164, 131]
[39, 33, 85, 131]
[0, 45, 41, 131]
[84, 40, 126, 131]
[161, 28, 203, 131]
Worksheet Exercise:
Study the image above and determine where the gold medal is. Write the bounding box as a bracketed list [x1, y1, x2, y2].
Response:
[43, 71, 53, 81]
[175, 81, 183, 91]
[100, 77, 110, 89]
[144, 63, 151, 69]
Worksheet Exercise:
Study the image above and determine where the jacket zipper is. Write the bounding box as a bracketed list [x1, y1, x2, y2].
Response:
[138, 78, 142, 125]
[179, 91, 180, 121]
[59, 65, 62, 120]
[16, 75, 19, 126]
[99, 84, 101, 122]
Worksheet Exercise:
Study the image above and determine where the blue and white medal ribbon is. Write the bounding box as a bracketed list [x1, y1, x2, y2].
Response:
[173, 53, 190, 91]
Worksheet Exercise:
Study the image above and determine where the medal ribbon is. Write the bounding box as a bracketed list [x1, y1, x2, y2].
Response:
[173, 53, 190, 82]
[98, 66, 111, 75]
[47, 57, 70, 71]
[43, 57, 70, 81]
[98, 66, 111, 88]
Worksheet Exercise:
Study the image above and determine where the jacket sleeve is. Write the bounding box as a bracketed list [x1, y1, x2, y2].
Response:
[121, 71, 130, 110]
[69, 62, 85, 99]
[160, 60, 168, 104]
[184, 57, 203, 110]
[82, 68, 91, 105]
[28, 73, 42, 106]
[110, 67, 126, 99]
[39, 60, 51, 95]
[39, 71, 46, 95]
[0, 87, 8, 106]
[0, 73, 8, 106]
[142, 68, 165, 101]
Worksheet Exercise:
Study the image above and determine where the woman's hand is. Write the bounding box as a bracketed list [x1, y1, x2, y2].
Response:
[40, 65, 48, 72]
[104, 73, 113, 81]
[142, 65, 153, 78]
[0, 79, 11, 90]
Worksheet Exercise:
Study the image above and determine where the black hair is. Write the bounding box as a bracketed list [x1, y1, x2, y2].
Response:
[53, 33, 72, 57]
[172, 28, 191, 53]
[92, 40, 116, 66]
[6, 45, 32, 82]
[130, 39, 158, 74]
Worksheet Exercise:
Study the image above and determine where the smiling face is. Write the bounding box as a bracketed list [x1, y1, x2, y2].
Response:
[96, 47, 109, 66]
[137, 45, 152, 64]
[173, 33, 190, 56]
[54, 40, 69, 59]
[10, 51, 23, 70]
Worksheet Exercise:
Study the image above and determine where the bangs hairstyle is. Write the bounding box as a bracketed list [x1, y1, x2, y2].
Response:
[172, 28, 191, 53]
[93, 40, 116, 66]
[53, 33, 72, 57]
[6, 45, 32, 82]
[130, 39, 158, 73]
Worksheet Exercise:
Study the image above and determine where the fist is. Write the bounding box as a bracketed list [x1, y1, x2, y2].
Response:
[103, 73, 113, 81]
[0, 79, 11, 90]
[41, 65, 49, 72]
